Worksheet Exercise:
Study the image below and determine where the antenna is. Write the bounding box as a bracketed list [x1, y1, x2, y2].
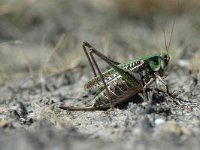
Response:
[160, 25, 168, 53]
[167, 0, 182, 51]
[167, 17, 176, 51]
[160, 0, 180, 54]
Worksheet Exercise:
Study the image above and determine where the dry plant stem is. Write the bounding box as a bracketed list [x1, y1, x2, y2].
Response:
[40, 34, 66, 76]
[22, 50, 33, 78]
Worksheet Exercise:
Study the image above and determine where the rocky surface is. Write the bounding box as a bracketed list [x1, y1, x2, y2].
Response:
[0, 0, 200, 150]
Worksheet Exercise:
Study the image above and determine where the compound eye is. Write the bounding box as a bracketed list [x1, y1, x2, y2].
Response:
[149, 56, 160, 71]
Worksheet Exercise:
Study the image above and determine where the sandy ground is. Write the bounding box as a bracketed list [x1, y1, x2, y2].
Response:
[0, 0, 200, 150]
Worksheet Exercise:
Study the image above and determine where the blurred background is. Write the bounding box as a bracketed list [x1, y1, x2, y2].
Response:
[0, 0, 200, 84]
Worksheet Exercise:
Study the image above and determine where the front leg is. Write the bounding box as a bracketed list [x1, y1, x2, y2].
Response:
[143, 78, 155, 101]
[155, 74, 177, 98]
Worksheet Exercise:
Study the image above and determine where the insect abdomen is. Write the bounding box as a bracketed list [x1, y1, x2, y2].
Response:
[93, 78, 141, 109]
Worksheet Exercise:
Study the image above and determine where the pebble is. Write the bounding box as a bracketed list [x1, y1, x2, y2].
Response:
[0, 120, 9, 128]
[155, 118, 165, 126]
[162, 122, 192, 136]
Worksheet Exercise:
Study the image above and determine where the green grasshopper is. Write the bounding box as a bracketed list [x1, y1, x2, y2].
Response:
[59, 40, 173, 111]
[59, 1, 198, 112]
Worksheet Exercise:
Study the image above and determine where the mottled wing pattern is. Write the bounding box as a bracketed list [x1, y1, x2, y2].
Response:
[84, 68, 117, 90]
[84, 59, 145, 90]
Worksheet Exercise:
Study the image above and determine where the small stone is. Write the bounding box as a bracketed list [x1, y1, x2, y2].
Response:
[132, 127, 143, 137]
[0, 120, 9, 128]
[162, 122, 192, 136]
[177, 59, 191, 68]
[155, 118, 165, 126]
[141, 102, 148, 107]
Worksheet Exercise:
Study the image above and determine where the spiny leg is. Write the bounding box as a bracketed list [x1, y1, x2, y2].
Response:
[83, 42, 142, 91]
[90, 51, 114, 107]
[143, 78, 155, 101]
[83, 41, 147, 109]
[83, 43, 97, 77]
[151, 79, 196, 108]
[60, 41, 142, 111]
[83, 41, 145, 108]
[142, 74, 170, 103]
[60, 42, 114, 111]
[148, 74, 172, 104]
[143, 74, 174, 102]
[83, 42, 120, 77]
[59, 42, 122, 111]
[155, 74, 177, 99]
[59, 105, 96, 111]
[83, 42, 114, 108]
